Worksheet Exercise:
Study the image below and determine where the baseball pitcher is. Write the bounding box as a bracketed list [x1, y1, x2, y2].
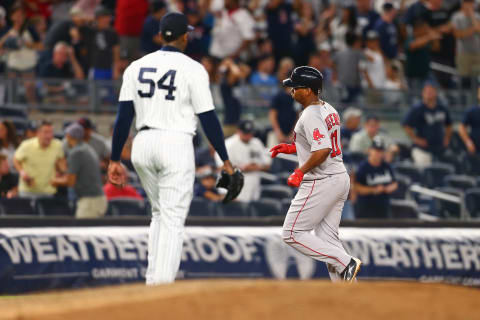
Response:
[108, 12, 243, 285]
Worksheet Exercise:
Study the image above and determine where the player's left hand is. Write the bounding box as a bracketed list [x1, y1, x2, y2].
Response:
[287, 169, 304, 187]
[108, 161, 126, 188]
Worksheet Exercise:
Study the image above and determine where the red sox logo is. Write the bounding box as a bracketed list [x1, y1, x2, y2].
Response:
[313, 128, 325, 143]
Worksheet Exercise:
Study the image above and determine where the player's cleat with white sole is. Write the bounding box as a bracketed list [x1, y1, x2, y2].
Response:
[340, 257, 362, 283]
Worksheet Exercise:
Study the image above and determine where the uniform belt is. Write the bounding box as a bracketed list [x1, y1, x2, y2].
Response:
[139, 126, 152, 131]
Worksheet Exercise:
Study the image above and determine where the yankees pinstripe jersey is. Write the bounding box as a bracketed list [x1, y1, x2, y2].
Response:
[294, 101, 347, 180]
[118, 48, 215, 134]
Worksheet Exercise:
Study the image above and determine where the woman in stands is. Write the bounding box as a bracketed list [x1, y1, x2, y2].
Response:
[0, 120, 19, 172]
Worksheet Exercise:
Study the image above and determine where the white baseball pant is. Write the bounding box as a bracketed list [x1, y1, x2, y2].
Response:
[282, 172, 352, 274]
[131, 129, 195, 285]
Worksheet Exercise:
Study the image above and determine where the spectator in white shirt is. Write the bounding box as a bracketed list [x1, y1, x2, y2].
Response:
[361, 30, 387, 90]
[215, 120, 271, 202]
[209, 0, 255, 60]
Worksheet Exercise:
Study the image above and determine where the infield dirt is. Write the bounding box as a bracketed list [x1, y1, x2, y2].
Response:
[0, 280, 478, 320]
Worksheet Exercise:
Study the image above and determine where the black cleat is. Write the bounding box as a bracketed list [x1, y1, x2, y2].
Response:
[340, 257, 362, 283]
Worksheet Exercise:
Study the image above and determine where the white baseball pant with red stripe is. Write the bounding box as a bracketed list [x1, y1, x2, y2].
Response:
[282, 172, 352, 274]
[131, 129, 195, 285]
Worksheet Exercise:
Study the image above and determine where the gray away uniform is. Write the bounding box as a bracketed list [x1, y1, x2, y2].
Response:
[282, 101, 353, 277]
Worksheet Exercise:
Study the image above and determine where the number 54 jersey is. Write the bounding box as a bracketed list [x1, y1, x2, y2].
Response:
[118, 49, 215, 135]
[294, 102, 347, 181]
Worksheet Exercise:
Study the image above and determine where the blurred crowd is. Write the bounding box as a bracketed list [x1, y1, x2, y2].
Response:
[0, 116, 146, 218]
[0, 0, 479, 105]
[0, 0, 480, 219]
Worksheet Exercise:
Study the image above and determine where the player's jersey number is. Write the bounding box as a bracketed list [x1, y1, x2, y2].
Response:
[330, 129, 342, 158]
[137, 68, 177, 100]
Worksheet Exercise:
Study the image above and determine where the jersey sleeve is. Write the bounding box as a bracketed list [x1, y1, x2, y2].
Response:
[190, 64, 215, 114]
[118, 65, 135, 102]
[303, 113, 331, 152]
[67, 150, 81, 175]
[402, 107, 419, 128]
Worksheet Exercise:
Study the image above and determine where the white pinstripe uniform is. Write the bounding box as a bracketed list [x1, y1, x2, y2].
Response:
[118, 49, 214, 284]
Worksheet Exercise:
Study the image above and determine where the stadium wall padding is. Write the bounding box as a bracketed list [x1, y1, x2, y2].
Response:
[0, 227, 479, 293]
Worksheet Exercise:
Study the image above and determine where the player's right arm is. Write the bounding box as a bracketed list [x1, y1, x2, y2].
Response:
[286, 113, 332, 187]
[190, 64, 234, 175]
[109, 65, 136, 187]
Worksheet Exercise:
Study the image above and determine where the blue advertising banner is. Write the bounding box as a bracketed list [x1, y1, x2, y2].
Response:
[0, 227, 479, 294]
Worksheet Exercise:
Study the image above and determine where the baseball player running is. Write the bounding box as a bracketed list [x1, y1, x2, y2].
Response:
[270, 66, 361, 283]
[108, 12, 243, 285]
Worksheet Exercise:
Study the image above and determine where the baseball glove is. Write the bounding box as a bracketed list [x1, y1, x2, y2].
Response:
[216, 169, 244, 204]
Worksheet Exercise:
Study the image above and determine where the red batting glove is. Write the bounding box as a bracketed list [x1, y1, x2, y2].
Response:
[287, 169, 304, 187]
[269, 143, 296, 158]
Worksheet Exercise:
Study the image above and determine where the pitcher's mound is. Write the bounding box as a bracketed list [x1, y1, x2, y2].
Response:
[1, 280, 478, 320]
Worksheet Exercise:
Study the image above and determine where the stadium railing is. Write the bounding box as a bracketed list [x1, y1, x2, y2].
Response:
[0, 77, 478, 120]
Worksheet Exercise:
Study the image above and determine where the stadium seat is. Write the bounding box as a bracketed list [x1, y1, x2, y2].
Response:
[216, 201, 250, 217]
[0, 198, 36, 216]
[465, 188, 480, 218]
[396, 142, 413, 162]
[275, 172, 292, 184]
[35, 197, 74, 216]
[390, 199, 419, 219]
[127, 171, 140, 184]
[393, 162, 423, 184]
[423, 163, 455, 188]
[270, 157, 297, 174]
[439, 152, 469, 175]
[260, 185, 293, 199]
[0, 105, 27, 118]
[410, 192, 436, 215]
[260, 174, 279, 186]
[390, 174, 411, 200]
[444, 174, 477, 189]
[144, 200, 152, 216]
[466, 155, 480, 175]
[250, 198, 283, 217]
[189, 197, 215, 217]
[10, 118, 28, 135]
[434, 187, 463, 219]
[109, 198, 146, 216]
[281, 198, 293, 214]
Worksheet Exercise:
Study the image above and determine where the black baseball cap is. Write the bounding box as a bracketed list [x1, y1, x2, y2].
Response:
[371, 136, 385, 151]
[238, 120, 255, 134]
[160, 12, 194, 42]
